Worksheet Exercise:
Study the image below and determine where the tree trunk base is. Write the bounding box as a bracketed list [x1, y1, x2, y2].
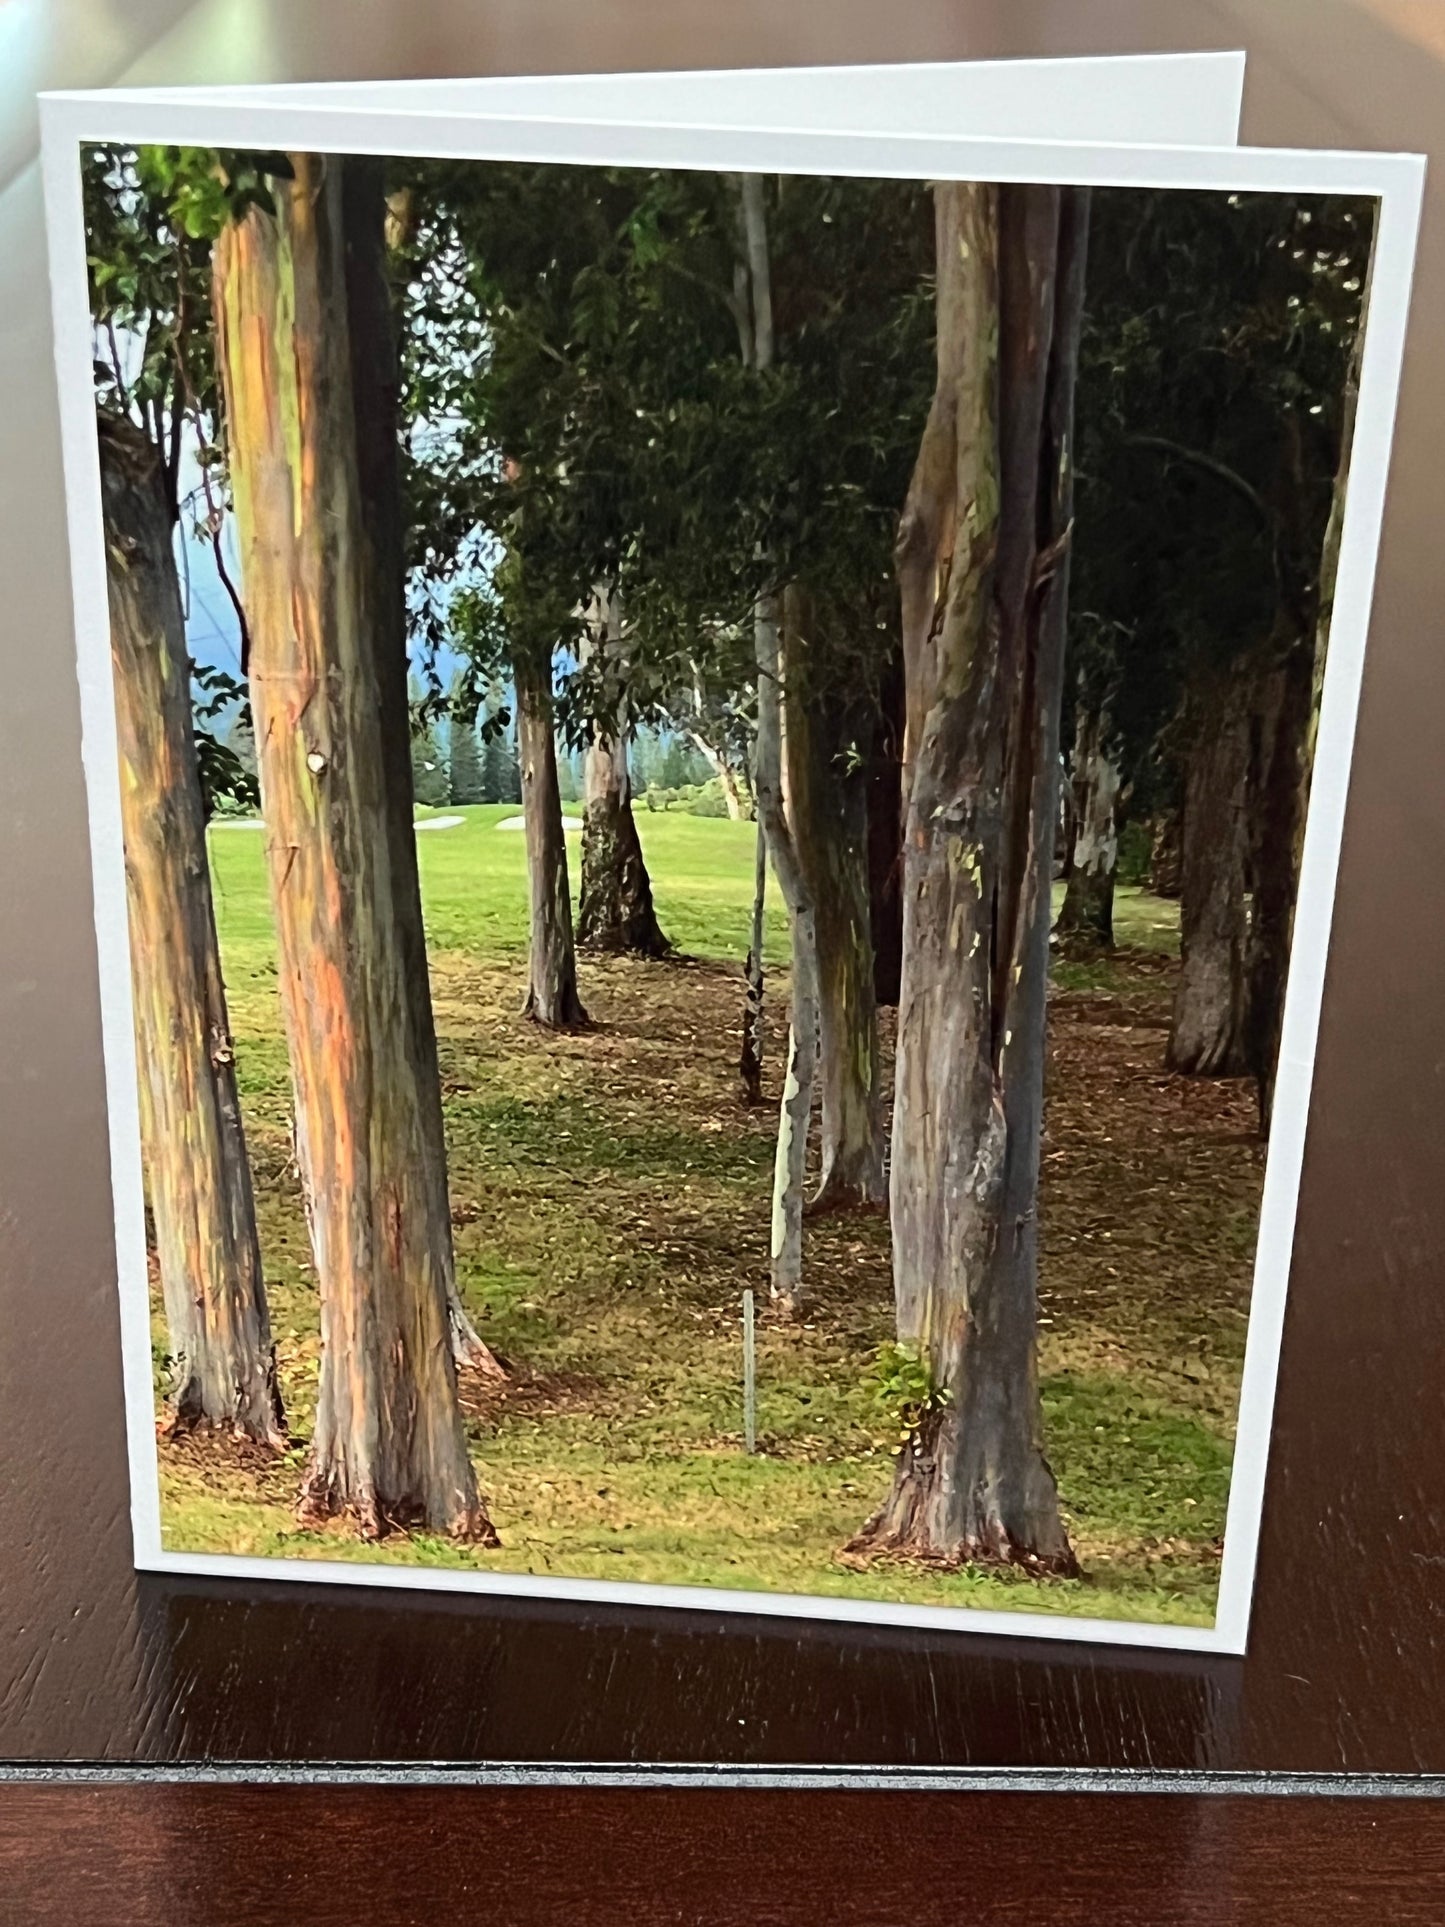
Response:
[296, 1477, 500, 1546]
[1054, 914, 1114, 953]
[804, 1176, 887, 1218]
[521, 987, 593, 1032]
[578, 919, 672, 961]
[841, 1510, 1079, 1579]
[839, 1522, 1079, 1581]
[163, 1403, 286, 1454]
[578, 800, 671, 960]
[1051, 930, 1113, 962]
[449, 1307, 508, 1382]
[768, 1283, 806, 1320]
[1163, 1031, 1249, 1078]
[165, 1363, 287, 1452]
[738, 1062, 764, 1107]
[843, 1420, 1078, 1578]
[735, 1063, 770, 1109]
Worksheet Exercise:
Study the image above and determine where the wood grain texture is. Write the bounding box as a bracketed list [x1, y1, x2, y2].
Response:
[5, 0, 1445, 1773]
[3, 1784, 1444, 1924]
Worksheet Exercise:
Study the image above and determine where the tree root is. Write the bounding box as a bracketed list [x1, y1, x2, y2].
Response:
[839, 1518, 1081, 1581]
[296, 1481, 501, 1547]
[521, 993, 593, 1033]
[450, 1307, 508, 1382]
[768, 1284, 806, 1321]
[804, 1181, 887, 1220]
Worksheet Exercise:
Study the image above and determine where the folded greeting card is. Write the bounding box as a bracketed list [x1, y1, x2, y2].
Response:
[39, 57, 1422, 1652]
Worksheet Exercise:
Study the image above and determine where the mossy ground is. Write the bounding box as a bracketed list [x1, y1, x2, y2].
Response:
[157, 805, 1263, 1627]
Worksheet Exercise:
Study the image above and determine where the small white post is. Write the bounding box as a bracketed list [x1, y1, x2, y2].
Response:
[742, 1287, 757, 1455]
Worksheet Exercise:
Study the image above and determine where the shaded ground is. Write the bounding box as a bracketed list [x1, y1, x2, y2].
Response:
[156, 810, 1264, 1626]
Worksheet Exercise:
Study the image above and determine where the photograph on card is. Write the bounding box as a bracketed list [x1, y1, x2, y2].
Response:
[80, 140, 1378, 1635]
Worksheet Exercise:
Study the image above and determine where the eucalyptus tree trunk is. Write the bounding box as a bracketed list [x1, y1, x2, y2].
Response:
[754, 587, 818, 1314]
[785, 659, 885, 1212]
[578, 593, 669, 957]
[1240, 419, 1324, 1130]
[1166, 667, 1252, 1077]
[101, 414, 283, 1447]
[1149, 810, 1184, 899]
[517, 651, 589, 1028]
[1056, 699, 1122, 948]
[738, 809, 767, 1106]
[739, 172, 816, 1312]
[810, 792, 885, 1210]
[865, 646, 906, 1009]
[1244, 638, 1313, 1132]
[579, 725, 666, 954]
[340, 158, 502, 1379]
[686, 660, 751, 821]
[691, 733, 749, 819]
[214, 154, 492, 1541]
[848, 182, 1087, 1574]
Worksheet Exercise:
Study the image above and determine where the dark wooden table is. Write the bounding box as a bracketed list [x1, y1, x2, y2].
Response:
[5, 1773, 1445, 1923]
[5, 0, 1445, 1916]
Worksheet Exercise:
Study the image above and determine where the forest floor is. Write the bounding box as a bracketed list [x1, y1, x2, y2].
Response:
[156, 804, 1265, 1628]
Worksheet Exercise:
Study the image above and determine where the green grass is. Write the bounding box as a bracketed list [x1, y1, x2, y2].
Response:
[159, 805, 1255, 1629]
[212, 802, 788, 965]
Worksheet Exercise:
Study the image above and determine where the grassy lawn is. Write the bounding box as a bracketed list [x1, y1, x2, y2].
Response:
[159, 803, 1264, 1628]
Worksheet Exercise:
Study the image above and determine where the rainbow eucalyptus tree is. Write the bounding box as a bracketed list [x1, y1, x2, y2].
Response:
[214, 152, 492, 1540]
[86, 145, 279, 1439]
[101, 412, 283, 1444]
[338, 157, 506, 1368]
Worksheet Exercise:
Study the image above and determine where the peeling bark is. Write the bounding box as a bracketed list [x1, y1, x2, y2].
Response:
[1056, 699, 1121, 949]
[578, 593, 669, 957]
[1166, 668, 1252, 1077]
[214, 155, 492, 1540]
[101, 413, 283, 1447]
[518, 652, 589, 1029]
[848, 183, 1087, 1573]
[340, 158, 502, 1380]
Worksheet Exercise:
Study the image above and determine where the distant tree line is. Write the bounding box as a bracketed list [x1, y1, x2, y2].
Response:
[410, 695, 713, 810]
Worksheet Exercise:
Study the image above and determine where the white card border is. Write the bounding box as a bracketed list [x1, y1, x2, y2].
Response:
[94, 50, 1247, 149]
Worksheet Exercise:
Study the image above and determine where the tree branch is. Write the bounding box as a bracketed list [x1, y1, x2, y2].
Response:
[104, 317, 130, 410]
[167, 250, 253, 677]
[658, 250, 749, 333]
[1124, 433, 1274, 530]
